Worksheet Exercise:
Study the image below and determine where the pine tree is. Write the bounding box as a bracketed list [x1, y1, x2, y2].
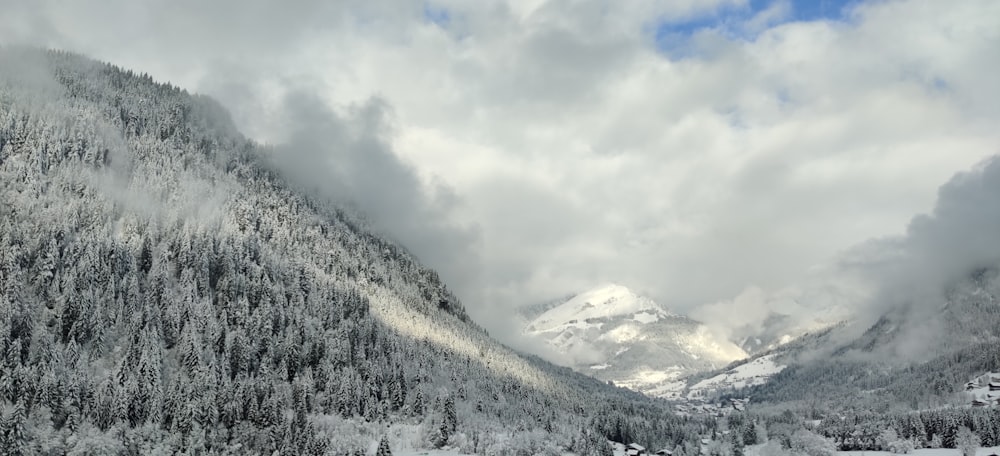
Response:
[433, 421, 450, 449]
[740, 421, 756, 446]
[443, 396, 457, 434]
[411, 388, 424, 417]
[593, 430, 613, 456]
[0, 401, 26, 456]
[732, 430, 745, 456]
[928, 433, 942, 449]
[956, 426, 979, 456]
[376, 435, 392, 456]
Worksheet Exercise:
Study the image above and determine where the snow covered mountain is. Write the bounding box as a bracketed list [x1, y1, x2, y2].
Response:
[686, 266, 1000, 413]
[522, 284, 747, 397]
[0, 48, 698, 454]
[730, 309, 845, 356]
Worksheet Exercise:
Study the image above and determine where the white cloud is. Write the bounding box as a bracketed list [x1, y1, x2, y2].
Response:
[1, 0, 999, 344]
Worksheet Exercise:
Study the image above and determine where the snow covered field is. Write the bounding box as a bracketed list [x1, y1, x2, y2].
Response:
[686, 354, 786, 398]
[738, 443, 1000, 456]
[396, 451, 471, 456]
[835, 449, 1000, 455]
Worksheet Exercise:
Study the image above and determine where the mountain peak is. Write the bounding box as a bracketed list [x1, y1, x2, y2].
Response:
[522, 284, 746, 397]
[528, 283, 668, 333]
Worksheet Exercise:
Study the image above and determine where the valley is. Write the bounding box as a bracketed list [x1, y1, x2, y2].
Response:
[3, 3, 1000, 450]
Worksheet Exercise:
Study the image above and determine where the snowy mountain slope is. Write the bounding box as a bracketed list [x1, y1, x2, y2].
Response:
[527, 284, 666, 333]
[685, 354, 786, 398]
[667, 268, 1000, 409]
[737, 268, 1000, 411]
[522, 284, 748, 397]
[0, 48, 693, 454]
[652, 323, 845, 403]
[732, 310, 844, 355]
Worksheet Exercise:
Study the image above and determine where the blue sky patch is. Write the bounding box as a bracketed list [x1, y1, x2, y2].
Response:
[423, 3, 451, 28]
[787, 0, 856, 22]
[653, 0, 857, 56]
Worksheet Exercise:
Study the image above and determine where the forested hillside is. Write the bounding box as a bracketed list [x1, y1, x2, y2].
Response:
[0, 48, 695, 455]
[743, 268, 1000, 410]
[695, 268, 1000, 452]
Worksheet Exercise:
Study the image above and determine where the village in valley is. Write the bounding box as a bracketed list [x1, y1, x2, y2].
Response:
[967, 373, 1000, 408]
[671, 397, 750, 418]
[668, 370, 1000, 419]
[615, 442, 676, 456]
[600, 371, 1000, 456]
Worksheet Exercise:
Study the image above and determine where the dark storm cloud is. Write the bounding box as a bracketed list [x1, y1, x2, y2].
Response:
[272, 92, 485, 313]
[847, 155, 1000, 314]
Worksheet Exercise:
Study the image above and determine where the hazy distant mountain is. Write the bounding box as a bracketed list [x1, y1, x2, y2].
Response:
[706, 267, 1000, 412]
[669, 153, 1000, 453]
[522, 284, 747, 397]
[730, 309, 845, 356]
[0, 48, 698, 454]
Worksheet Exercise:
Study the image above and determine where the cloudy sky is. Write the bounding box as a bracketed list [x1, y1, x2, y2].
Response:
[3, 0, 999, 341]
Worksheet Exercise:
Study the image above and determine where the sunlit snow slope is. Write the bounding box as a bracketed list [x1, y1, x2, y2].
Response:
[523, 284, 747, 397]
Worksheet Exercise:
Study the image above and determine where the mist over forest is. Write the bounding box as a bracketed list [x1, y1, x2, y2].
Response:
[2, 0, 1000, 455]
